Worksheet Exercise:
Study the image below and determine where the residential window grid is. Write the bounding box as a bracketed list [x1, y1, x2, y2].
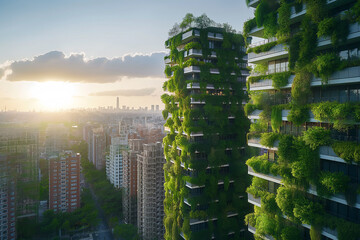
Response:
[49, 152, 81, 213]
[245, 0, 360, 239]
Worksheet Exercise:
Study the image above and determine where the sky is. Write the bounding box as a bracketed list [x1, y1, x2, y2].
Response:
[0, 0, 254, 111]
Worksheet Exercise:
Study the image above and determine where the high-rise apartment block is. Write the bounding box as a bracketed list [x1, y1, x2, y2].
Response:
[0, 154, 16, 240]
[137, 142, 165, 240]
[49, 151, 81, 213]
[163, 16, 250, 239]
[122, 139, 143, 226]
[90, 127, 106, 169]
[106, 136, 127, 188]
[0, 127, 39, 240]
[244, 0, 360, 239]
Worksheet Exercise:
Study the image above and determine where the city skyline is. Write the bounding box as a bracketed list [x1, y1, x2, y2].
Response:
[0, 0, 252, 111]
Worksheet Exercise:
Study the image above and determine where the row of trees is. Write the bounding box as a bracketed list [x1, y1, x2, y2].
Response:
[76, 141, 139, 240]
[17, 188, 100, 239]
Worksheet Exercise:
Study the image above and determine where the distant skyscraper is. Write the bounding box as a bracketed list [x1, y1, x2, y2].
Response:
[116, 97, 119, 109]
[137, 142, 165, 240]
[49, 151, 81, 213]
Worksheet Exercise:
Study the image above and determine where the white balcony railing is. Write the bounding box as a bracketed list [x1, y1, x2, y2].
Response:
[248, 44, 287, 61]
[248, 37, 277, 49]
[184, 66, 200, 74]
[184, 49, 202, 58]
[249, 66, 360, 90]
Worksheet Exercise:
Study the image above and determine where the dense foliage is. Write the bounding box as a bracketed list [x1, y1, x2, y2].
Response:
[244, 0, 360, 239]
[164, 14, 250, 239]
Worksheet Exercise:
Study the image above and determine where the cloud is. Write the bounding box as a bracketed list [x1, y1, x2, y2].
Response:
[89, 88, 156, 97]
[0, 51, 166, 83]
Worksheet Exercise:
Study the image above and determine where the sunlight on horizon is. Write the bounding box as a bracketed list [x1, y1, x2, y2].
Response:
[30, 81, 75, 111]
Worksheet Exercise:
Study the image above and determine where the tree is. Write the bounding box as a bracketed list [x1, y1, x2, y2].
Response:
[113, 224, 140, 240]
[223, 23, 236, 33]
[194, 14, 214, 28]
[169, 23, 180, 37]
[180, 13, 195, 30]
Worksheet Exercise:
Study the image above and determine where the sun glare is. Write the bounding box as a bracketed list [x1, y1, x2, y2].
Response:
[30, 81, 75, 111]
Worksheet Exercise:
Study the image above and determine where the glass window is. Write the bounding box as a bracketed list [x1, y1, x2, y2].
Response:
[275, 60, 281, 73]
[350, 89, 359, 102]
[339, 89, 348, 103]
[268, 61, 275, 74]
[339, 50, 348, 60]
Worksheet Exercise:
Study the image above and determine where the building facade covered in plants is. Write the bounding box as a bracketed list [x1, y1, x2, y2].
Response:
[244, 0, 360, 239]
[162, 14, 250, 239]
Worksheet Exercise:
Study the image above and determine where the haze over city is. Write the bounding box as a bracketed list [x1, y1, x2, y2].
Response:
[0, 0, 252, 111]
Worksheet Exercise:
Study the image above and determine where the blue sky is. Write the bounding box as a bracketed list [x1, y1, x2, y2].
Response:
[0, 0, 254, 111]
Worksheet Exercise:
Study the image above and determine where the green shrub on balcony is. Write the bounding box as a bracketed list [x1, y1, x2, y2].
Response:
[302, 127, 332, 150]
[291, 70, 312, 105]
[305, 0, 327, 24]
[319, 171, 350, 194]
[311, 101, 353, 131]
[261, 192, 279, 214]
[349, 1, 360, 23]
[247, 177, 268, 198]
[272, 71, 291, 89]
[184, 42, 202, 52]
[293, 197, 324, 225]
[255, 1, 270, 27]
[247, 41, 278, 54]
[276, 186, 296, 219]
[249, 121, 267, 137]
[281, 226, 301, 240]
[260, 132, 280, 148]
[243, 18, 257, 40]
[276, 1, 291, 42]
[255, 213, 278, 237]
[263, 12, 279, 38]
[332, 141, 360, 163]
[317, 17, 349, 46]
[297, 17, 317, 68]
[246, 154, 272, 174]
[271, 106, 282, 133]
[277, 135, 297, 164]
[244, 103, 259, 116]
[311, 52, 341, 84]
[287, 105, 310, 126]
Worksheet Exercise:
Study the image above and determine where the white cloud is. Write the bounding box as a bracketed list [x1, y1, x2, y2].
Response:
[0, 51, 166, 83]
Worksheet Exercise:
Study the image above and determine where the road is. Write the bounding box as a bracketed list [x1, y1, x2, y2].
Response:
[84, 178, 114, 240]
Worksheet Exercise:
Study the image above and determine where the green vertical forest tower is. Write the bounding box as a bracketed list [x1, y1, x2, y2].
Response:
[162, 15, 250, 239]
[244, 0, 360, 239]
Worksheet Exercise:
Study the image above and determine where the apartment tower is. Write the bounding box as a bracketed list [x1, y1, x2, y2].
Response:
[49, 151, 81, 213]
[244, 0, 360, 239]
[122, 139, 143, 226]
[107, 136, 127, 188]
[137, 142, 165, 240]
[163, 15, 250, 239]
[0, 154, 16, 240]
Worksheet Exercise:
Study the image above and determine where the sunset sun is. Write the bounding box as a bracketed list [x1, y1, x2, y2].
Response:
[30, 81, 75, 110]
